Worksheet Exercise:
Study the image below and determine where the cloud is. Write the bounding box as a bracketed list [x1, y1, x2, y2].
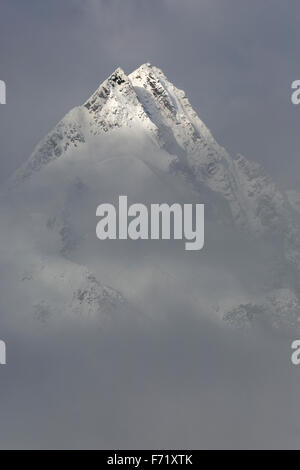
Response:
[0, 303, 298, 449]
[0, 0, 300, 450]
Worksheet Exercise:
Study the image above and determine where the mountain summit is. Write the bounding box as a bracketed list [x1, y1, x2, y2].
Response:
[12, 64, 288, 236]
[4, 64, 300, 329]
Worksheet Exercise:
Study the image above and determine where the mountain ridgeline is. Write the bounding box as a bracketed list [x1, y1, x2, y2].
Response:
[4, 63, 300, 329]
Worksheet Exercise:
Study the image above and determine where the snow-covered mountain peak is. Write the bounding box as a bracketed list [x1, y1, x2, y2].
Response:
[3, 63, 300, 329]
[84, 66, 131, 112]
[131, 62, 167, 80]
[8, 63, 290, 239]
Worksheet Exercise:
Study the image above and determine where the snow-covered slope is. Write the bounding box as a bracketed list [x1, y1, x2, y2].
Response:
[11, 64, 289, 235]
[3, 63, 300, 329]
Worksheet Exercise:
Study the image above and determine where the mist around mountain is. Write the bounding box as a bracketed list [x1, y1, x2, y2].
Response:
[2, 63, 300, 330]
[1, 64, 300, 449]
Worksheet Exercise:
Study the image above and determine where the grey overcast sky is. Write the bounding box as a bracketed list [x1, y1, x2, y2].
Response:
[2, 2, 300, 449]
[0, 0, 300, 188]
